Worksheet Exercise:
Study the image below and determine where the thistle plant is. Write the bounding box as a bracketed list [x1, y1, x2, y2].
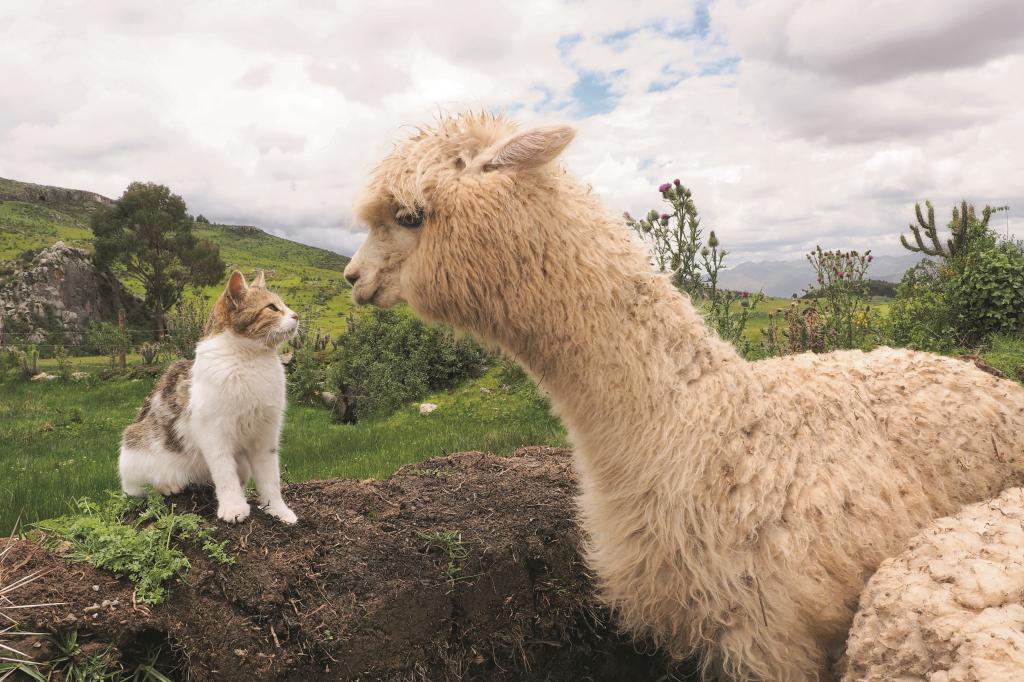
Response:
[626, 179, 764, 353]
[805, 246, 876, 350]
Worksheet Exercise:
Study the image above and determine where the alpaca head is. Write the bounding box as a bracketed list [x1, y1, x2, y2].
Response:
[344, 113, 578, 333]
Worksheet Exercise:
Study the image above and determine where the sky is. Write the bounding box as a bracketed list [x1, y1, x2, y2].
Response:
[2, 0, 1023, 262]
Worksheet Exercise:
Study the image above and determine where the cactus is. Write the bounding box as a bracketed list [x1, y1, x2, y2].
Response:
[900, 200, 1006, 259]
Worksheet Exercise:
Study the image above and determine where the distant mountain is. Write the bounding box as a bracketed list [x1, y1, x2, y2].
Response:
[0, 177, 353, 333]
[717, 254, 923, 298]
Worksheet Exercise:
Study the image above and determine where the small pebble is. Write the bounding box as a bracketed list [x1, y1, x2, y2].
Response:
[92, 585, 100, 592]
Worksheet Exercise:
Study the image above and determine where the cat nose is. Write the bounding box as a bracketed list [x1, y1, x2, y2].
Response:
[290, 312, 299, 320]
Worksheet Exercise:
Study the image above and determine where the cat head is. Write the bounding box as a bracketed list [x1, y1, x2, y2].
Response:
[205, 270, 299, 347]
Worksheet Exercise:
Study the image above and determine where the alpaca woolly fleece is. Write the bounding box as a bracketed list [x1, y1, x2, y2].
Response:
[344, 113, 1024, 681]
[842, 487, 1024, 682]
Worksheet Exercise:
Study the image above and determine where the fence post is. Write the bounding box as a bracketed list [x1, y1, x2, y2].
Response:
[118, 307, 127, 370]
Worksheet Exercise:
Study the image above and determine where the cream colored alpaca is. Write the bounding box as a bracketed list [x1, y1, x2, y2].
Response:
[343, 113, 1024, 680]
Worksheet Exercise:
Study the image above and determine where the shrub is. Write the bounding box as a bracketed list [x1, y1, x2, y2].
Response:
[327, 308, 489, 421]
[164, 297, 208, 360]
[948, 241, 1024, 343]
[84, 321, 131, 368]
[885, 260, 960, 353]
[287, 344, 324, 406]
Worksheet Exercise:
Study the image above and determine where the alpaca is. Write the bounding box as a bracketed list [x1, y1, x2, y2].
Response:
[842, 487, 1024, 680]
[343, 113, 1024, 680]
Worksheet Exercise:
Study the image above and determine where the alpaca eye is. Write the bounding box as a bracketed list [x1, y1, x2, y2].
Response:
[265, 304, 280, 312]
[395, 208, 424, 229]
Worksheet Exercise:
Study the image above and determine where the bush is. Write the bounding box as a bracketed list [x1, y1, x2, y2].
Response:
[327, 308, 489, 421]
[287, 344, 324, 406]
[885, 260, 960, 353]
[164, 297, 208, 360]
[948, 241, 1024, 343]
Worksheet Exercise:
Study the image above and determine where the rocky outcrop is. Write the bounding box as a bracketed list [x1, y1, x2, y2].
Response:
[0, 177, 112, 212]
[0, 241, 135, 344]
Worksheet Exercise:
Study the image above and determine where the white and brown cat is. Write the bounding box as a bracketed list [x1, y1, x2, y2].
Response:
[119, 270, 299, 524]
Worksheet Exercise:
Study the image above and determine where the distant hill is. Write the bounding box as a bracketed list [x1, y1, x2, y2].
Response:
[0, 177, 353, 334]
[717, 253, 923, 298]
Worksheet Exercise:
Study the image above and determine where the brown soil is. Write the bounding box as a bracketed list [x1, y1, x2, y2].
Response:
[1, 447, 698, 681]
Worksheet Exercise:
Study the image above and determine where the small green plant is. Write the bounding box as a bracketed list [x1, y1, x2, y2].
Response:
[54, 345, 71, 381]
[139, 342, 159, 365]
[419, 529, 470, 581]
[33, 492, 234, 605]
[14, 343, 39, 379]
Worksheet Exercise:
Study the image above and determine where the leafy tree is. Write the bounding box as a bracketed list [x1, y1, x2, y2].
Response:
[91, 182, 225, 337]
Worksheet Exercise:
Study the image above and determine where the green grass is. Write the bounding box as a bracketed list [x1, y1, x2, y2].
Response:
[0, 365, 567, 531]
[981, 334, 1024, 378]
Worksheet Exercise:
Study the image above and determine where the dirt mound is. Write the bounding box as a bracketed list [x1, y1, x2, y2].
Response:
[2, 447, 697, 681]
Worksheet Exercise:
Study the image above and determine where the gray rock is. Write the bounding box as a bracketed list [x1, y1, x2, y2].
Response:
[0, 241, 136, 344]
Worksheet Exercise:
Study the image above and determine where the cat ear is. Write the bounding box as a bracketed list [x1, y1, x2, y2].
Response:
[225, 270, 247, 305]
[476, 124, 575, 172]
[251, 270, 266, 288]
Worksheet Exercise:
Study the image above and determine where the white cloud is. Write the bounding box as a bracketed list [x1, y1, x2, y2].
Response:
[0, 0, 1021, 263]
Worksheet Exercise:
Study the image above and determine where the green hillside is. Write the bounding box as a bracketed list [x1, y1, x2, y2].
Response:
[0, 178, 353, 335]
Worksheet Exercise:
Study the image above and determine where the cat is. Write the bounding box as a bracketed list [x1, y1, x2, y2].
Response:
[119, 270, 299, 524]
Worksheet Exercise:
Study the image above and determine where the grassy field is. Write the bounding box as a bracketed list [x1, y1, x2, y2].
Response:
[0, 365, 567, 531]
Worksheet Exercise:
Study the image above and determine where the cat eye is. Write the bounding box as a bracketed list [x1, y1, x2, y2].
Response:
[394, 207, 424, 229]
[265, 304, 280, 312]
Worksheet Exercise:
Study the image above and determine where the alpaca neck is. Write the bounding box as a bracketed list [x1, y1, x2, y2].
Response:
[484, 214, 744, 455]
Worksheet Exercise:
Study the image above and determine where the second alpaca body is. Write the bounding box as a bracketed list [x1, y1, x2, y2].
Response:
[119, 270, 299, 524]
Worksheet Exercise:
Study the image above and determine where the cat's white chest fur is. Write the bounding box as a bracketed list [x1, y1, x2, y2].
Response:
[191, 333, 286, 428]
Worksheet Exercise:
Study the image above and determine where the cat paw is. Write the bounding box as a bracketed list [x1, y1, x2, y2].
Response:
[266, 503, 298, 525]
[217, 500, 251, 523]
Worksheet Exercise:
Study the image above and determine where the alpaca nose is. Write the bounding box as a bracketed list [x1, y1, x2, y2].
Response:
[345, 270, 359, 285]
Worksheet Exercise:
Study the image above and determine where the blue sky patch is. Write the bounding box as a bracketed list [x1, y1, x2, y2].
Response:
[570, 70, 623, 117]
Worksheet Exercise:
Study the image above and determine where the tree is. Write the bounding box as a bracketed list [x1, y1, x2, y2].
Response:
[91, 182, 225, 337]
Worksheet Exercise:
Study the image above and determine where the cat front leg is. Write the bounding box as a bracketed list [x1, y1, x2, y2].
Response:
[193, 431, 250, 523]
[250, 446, 296, 524]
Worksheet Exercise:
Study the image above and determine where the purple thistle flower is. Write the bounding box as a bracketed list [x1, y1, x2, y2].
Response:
[837, 272, 845, 279]
[660, 213, 671, 221]
[623, 211, 632, 221]
[868, 255, 874, 262]
[658, 182, 672, 193]
[673, 178, 681, 186]
[741, 291, 750, 298]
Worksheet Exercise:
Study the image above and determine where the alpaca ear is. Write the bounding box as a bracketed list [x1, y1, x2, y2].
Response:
[479, 124, 576, 172]
[251, 270, 266, 288]
[225, 270, 247, 305]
